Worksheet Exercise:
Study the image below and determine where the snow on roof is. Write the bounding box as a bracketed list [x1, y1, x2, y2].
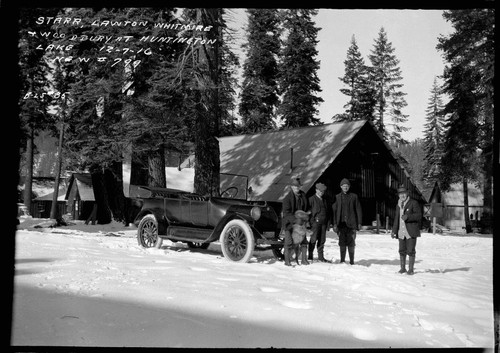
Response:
[218, 120, 367, 201]
[34, 189, 67, 201]
[165, 167, 194, 192]
[65, 173, 95, 201]
[76, 179, 95, 201]
[441, 182, 484, 207]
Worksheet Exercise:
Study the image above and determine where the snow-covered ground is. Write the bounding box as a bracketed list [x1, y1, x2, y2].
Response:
[12, 219, 495, 349]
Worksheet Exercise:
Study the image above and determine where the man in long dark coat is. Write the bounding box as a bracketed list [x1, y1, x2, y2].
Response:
[332, 178, 362, 265]
[282, 177, 309, 266]
[308, 182, 332, 262]
[391, 185, 422, 275]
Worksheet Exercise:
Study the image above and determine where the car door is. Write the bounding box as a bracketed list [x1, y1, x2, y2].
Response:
[188, 196, 209, 227]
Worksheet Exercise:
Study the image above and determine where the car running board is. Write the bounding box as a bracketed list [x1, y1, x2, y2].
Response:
[163, 225, 214, 242]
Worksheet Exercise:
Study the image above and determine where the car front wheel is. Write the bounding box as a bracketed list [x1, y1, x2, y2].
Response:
[220, 219, 255, 262]
[137, 214, 163, 248]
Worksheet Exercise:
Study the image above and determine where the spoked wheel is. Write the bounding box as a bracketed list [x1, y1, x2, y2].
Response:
[187, 242, 210, 250]
[137, 214, 162, 248]
[220, 219, 255, 262]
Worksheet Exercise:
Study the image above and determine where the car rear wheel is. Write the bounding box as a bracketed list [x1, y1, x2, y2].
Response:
[137, 214, 162, 248]
[220, 219, 255, 262]
[187, 242, 210, 250]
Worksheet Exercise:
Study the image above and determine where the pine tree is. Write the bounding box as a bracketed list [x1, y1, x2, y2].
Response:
[422, 77, 446, 188]
[391, 139, 426, 194]
[437, 9, 494, 233]
[278, 9, 323, 128]
[18, 8, 60, 212]
[238, 9, 281, 133]
[175, 8, 225, 196]
[368, 27, 408, 144]
[439, 65, 481, 233]
[337, 35, 375, 122]
[46, 8, 187, 221]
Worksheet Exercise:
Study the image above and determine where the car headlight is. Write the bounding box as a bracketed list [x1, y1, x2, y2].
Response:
[250, 206, 261, 221]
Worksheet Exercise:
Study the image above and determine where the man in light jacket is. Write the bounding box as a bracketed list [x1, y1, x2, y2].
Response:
[391, 185, 422, 275]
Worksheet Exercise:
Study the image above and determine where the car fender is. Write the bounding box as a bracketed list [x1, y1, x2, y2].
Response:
[134, 208, 168, 235]
[207, 212, 256, 243]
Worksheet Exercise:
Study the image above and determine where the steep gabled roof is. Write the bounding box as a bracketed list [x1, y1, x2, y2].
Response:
[218, 120, 368, 201]
[65, 173, 95, 201]
[430, 182, 484, 207]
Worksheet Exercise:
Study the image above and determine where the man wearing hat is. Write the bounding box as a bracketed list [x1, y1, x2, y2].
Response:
[391, 185, 422, 275]
[332, 178, 362, 265]
[282, 176, 309, 266]
[308, 182, 332, 262]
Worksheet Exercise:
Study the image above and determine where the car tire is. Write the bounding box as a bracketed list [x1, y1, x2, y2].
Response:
[137, 214, 162, 248]
[220, 219, 255, 262]
[187, 242, 210, 250]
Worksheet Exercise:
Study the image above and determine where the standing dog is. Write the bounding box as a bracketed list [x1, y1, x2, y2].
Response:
[291, 210, 311, 265]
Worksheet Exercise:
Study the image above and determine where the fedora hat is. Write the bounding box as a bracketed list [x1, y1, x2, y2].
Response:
[340, 178, 350, 187]
[316, 183, 327, 191]
[397, 185, 408, 194]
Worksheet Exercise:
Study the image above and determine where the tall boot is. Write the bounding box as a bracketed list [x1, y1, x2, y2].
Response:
[301, 245, 310, 265]
[348, 246, 355, 265]
[284, 247, 292, 266]
[340, 246, 346, 263]
[308, 243, 314, 261]
[407, 256, 415, 275]
[399, 255, 407, 274]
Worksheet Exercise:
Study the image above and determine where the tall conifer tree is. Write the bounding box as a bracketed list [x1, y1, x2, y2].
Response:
[278, 9, 323, 128]
[368, 27, 408, 144]
[336, 35, 375, 122]
[422, 77, 446, 188]
[238, 9, 281, 133]
[437, 9, 494, 232]
[18, 8, 60, 212]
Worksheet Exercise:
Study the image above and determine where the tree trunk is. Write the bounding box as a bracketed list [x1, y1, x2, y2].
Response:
[104, 162, 128, 224]
[50, 122, 64, 219]
[148, 148, 166, 188]
[23, 127, 34, 213]
[480, 92, 493, 234]
[462, 177, 472, 233]
[90, 169, 112, 224]
[193, 9, 221, 197]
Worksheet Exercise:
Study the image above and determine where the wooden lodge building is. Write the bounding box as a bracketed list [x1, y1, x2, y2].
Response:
[218, 120, 426, 230]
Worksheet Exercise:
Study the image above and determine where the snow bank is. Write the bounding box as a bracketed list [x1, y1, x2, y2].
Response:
[12, 224, 494, 349]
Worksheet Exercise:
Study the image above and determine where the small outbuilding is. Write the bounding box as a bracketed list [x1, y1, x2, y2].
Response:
[218, 120, 426, 230]
[427, 181, 484, 230]
[32, 189, 67, 218]
[65, 173, 97, 221]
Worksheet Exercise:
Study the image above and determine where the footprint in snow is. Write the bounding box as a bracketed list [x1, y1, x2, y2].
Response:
[215, 277, 239, 282]
[300, 274, 324, 281]
[279, 300, 312, 309]
[259, 287, 282, 293]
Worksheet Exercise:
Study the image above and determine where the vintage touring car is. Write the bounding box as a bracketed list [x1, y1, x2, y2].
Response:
[133, 186, 284, 262]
